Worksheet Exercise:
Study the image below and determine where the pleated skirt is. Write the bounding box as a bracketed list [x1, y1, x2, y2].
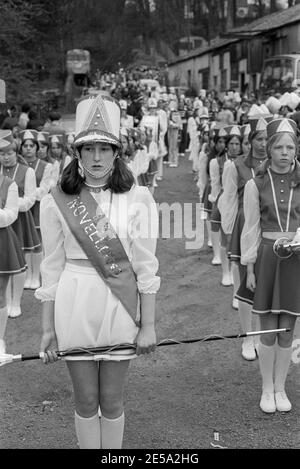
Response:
[236, 237, 300, 316]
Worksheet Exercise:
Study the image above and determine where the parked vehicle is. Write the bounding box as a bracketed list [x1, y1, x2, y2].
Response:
[259, 54, 300, 98]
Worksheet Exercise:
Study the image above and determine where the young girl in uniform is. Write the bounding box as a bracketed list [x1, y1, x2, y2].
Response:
[0, 130, 39, 314]
[0, 130, 26, 345]
[35, 94, 160, 449]
[236, 118, 300, 413]
[201, 127, 227, 262]
[209, 126, 242, 285]
[218, 117, 270, 359]
[20, 129, 52, 289]
[37, 131, 51, 163]
[48, 133, 72, 188]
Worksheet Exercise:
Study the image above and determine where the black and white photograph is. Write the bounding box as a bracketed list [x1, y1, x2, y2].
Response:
[0, 0, 300, 454]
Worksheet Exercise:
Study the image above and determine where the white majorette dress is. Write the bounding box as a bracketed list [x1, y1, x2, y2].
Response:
[236, 119, 300, 316]
[35, 185, 160, 358]
[0, 162, 40, 252]
[0, 174, 26, 274]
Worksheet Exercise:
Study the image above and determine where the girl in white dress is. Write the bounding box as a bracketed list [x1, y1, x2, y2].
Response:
[35, 94, 160, 449]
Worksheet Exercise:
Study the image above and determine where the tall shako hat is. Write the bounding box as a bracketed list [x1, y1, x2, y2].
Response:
[19, 129, 38, 144]
[74, 93, 121, 148]
[225, 125, 241, 138]
[148, 97, 158, 108]
[248, 115, 273, 136]
[37, 131, 49, 144]
[213, 126, 227, 140]
[265, 96, 282, 115]
[266, 118, 297, 139]
[241, 123, 251, 139]
[49, 133, 65, 146]
[0, 129, 14, 149]
[66, 132, 75, 145]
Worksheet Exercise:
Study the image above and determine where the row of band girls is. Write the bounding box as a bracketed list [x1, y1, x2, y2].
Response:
[196, 104, 300, 415]
[0, 128, 73, 354]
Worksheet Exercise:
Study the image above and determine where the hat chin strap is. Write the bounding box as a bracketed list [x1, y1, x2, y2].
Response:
[80, 159, 114, 180]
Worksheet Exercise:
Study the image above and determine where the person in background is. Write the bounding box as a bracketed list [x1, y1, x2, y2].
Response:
[0, 130, 39, 316]
[18, 102, 31, 130]
[0, 130, 26, 352]
[20, 129, 52, 289]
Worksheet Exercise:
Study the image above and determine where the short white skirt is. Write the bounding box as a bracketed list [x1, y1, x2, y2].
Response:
[55, 263, 139, 361]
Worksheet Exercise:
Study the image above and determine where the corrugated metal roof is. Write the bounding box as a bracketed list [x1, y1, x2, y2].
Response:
[168, 36, 239, 65]
[168, 4, 300, 66]
[228, 3, 300, 35]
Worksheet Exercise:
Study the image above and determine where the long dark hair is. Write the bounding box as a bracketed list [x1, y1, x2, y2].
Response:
[60, 145, 135, 195]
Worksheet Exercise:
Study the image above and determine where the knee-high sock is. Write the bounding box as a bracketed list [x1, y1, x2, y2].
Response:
[205, 220, 212, 244]
[24, 253, 32, 286]
[31, 252, 43, 284]
[238, 301, 252, 333]
[274, 346, 292, 392]
[0, 307, 8, 341]
[210, 230, 221, 260]
[259, 342, 276, 392]
[6, 278, 12, 311]
[101, 412, 125, 449]
[74, 412, 101, 449]
[11, 272, 26, 308]
[220, 246, 230, 278]
[231, 262, 240, 299]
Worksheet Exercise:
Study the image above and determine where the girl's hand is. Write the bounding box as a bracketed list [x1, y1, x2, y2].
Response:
[246, 272, 256, 292]
[135, 324, 156, 356]
[40, 330, 59, 364]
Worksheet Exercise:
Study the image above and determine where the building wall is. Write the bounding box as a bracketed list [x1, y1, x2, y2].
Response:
[168, 21, 300, 95]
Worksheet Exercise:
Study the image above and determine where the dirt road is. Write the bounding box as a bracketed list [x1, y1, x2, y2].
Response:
[1, 155, 299, 449]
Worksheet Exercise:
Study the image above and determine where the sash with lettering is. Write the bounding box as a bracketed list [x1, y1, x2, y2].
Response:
[51, 186, 140, 325]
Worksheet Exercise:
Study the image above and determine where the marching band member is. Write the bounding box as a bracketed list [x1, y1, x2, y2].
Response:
[218, 117, 270, 359]
[0, 130, 39, 315]
[0, 131, 26, 350]
[35, 93, 160, 449]
[156, 98, 168, 180]
[48, 133, 72, 188]
[20, 129, 52, 289]
[217, 125, 242, 287]
[37, 131, 51, 162]
[120, 100, 134, 129]
[187, 107, 200, 174]
[236, 118, 300, 413]
[143, 125, 158, 196]
[203, 126, 227, 262]
[241, 123, 251, 156]
[167, 100, 182, 168]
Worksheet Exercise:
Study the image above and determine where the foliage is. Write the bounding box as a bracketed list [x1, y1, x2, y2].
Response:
[0, 0, 298, 103]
